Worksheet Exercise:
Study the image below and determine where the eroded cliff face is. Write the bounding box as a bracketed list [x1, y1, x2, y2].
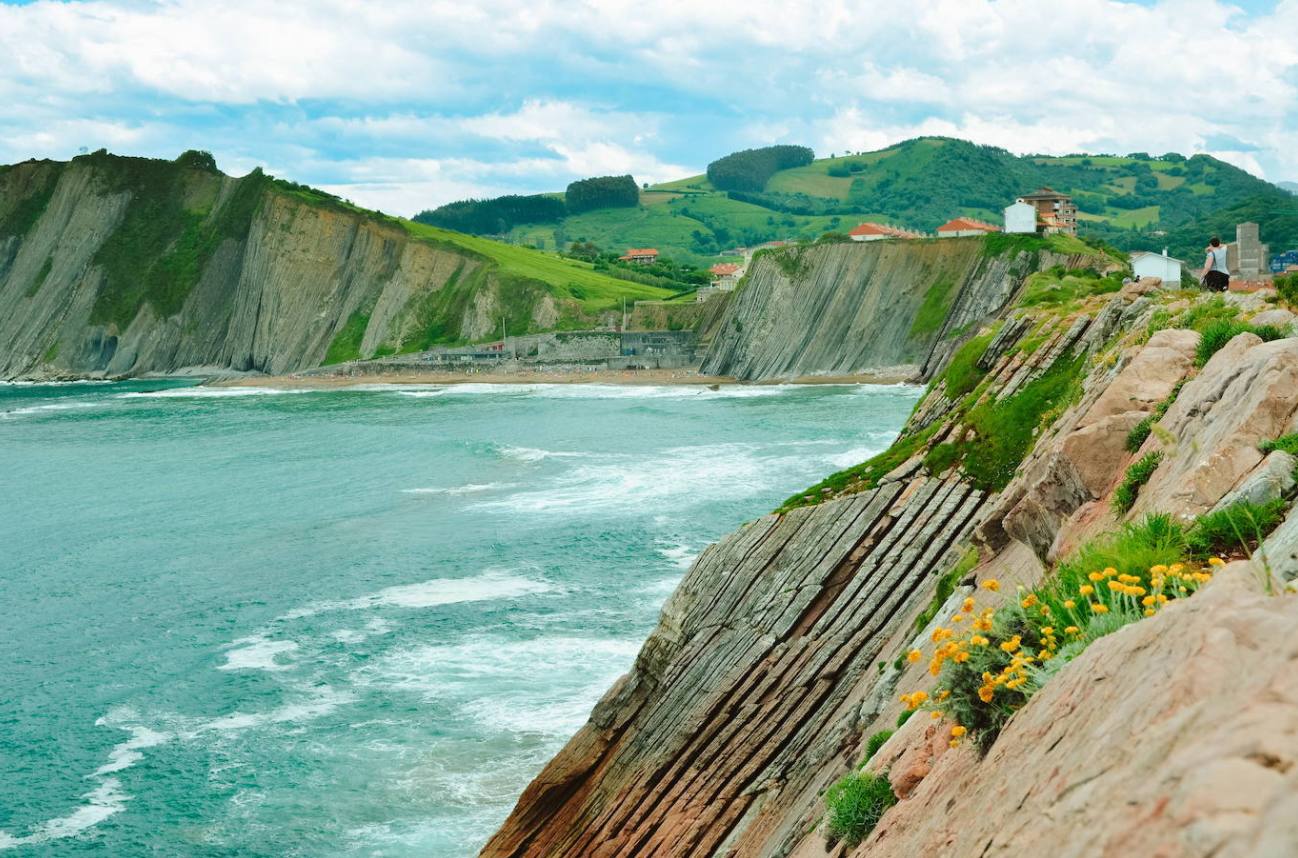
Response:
[487, 282, 1298, 857]
[0, 154, 587, 379]
[700, 238, 1100, 382]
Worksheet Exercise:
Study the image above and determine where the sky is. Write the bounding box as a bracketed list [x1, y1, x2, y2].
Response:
[1, 0, 1297, 216]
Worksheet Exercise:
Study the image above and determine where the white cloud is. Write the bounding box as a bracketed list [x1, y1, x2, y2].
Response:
[1, 0, 1297, 215]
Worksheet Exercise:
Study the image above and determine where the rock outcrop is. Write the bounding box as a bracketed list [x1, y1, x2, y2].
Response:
[0, 152, 625, 379]
[701, 238, 1106, 382]
[487, 280, 1298, 857]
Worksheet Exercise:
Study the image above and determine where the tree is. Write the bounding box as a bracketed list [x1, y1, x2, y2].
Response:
[565, 175, 639, 213]
[706, 145, 816, 191]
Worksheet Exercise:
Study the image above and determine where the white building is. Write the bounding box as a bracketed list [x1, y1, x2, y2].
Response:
[1003, 200, 1037, 234]
[1131, 249, 1184, 284]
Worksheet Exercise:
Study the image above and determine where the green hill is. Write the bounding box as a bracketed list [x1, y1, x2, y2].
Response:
[416, 137, 1298, 266]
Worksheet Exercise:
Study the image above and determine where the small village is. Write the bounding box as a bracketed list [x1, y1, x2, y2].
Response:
[612, 186, 1297, 303]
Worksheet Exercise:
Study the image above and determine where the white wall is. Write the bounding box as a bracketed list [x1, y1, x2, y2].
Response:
[1003, 202, 1037, 234]
[1132, 254, 1182, 283]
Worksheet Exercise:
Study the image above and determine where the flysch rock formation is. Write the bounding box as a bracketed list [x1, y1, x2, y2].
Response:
[486, 279, 1298, 857]
[0, 154, 580, 379]
[701, 238, 1104, 382]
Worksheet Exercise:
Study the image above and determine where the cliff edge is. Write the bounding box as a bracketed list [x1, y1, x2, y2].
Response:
[485, 273, 1298, 856]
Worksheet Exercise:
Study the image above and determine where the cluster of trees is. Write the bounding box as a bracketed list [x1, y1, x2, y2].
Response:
[706, 145, 815, 192]
[415, 174, 638, 236]
[561, 240, 711, 291]
[565, 175, 639, 213]
[414, 194, 565, 235]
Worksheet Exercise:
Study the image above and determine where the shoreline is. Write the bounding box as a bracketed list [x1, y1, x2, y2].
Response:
[207, 367, 919, 389]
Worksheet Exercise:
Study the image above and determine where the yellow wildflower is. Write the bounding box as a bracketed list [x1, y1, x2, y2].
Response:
[978, 686, 995, 702]
[1088, 571, 1103, 582]
[937, 690, 950, 701]
[907, 649, 922, 663]
[1041, 626, 1054, 636]
[1093, 603, 1109, 614]
[962, 597, 976, 613]
[1000, 637, 1021, 653]
[1144, 608, 1156, 617]
[949, 739, 960, 749]
[954, 651, 970, 663]
[931, 710, 942, 719]
[951, 725, 967, 738]
[1150, 564, 1168, 575]
[1208, 557, 1225, 567]
[1141, 596, 1156, 607]
[1021, 593, 1039, 609]
[1079, 585, 1094, 596]
[1107, 580, 1123, 592]
[1104, 567, 1117, 577]
[1065, 625, 1080, 634]
[1063, 599, 1076, 609]
[981, 579, 1000, 592]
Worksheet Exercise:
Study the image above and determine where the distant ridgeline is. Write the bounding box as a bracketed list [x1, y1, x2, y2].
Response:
[412, 137, 1298, 266]
[0, 150, 674, 379]
[413, 174, 638, 233]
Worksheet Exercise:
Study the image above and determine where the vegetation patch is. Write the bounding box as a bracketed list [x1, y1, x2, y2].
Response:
[25, 255, 53, 298]
[707, 145, 815, 192]
[863, 730, 894, 762]
[1125, 380, 1185, 452]
[777, 422, 940, 512]
[900, 514, 1222, 749]
[1113, 451, 1163, 514]
[322, 310, 372, 365]
[1260, 433, 1298, 457]
[1017, 266, 1124, 309]
[1195, 319, 1287, 367]
[938, 328, 997, 398]
[0, 164, 60, 238]
[1275, 272, 1298, 308]
[1186, 499, 1288, 558]
[824, 771, 897, 848]
[909, 277, 956, 337]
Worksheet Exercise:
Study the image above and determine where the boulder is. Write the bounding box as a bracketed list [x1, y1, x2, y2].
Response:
[1249, 307, 1297, 330]
[1136, 335, 1298, 518]
[1261, 504, 1298, 582]
[1210, 450, 1298, 513]
[1079, 328, 1198, 426]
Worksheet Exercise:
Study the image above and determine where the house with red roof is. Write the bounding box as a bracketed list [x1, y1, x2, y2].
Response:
[848, 222, 923, 241]
[936, 217, 1000, 238]
[619, 248, 659, 264]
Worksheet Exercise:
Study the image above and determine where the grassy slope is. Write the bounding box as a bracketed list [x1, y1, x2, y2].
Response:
[0, 152, 670, 336]
[486, 137, 1297, 266]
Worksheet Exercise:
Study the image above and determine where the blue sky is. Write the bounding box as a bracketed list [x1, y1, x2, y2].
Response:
[2, 0, 1296, 215]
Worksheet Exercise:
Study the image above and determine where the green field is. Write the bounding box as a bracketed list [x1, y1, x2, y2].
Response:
[417, 135, 1298, 268]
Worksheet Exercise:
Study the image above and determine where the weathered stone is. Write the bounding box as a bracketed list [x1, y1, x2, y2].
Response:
[856, 564, 1298, 858]
[1249, 308, 1297, 330]
[1079, 328, 1197, 426]
[1211, 450, 1297, 513]
[1136, 335, 1298, 518]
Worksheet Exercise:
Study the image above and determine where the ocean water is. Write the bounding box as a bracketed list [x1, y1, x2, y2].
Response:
[0, 380, 921, 856]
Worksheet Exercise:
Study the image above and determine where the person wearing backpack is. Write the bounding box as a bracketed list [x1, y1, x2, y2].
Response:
[1202, 237, 1230, 292]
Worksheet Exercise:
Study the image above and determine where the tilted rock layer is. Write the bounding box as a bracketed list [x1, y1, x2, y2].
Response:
[488, 284, 1298, 857]
[0, 153, 597, 379]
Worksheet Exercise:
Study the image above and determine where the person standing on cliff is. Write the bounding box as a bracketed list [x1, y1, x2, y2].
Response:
[1202, 237, 1230, 293]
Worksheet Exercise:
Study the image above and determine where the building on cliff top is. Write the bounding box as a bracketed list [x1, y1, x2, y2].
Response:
[1131, 249, 1184, 284]
[1017, 187, 1078, 235]
[936, 217, 1000, 237]
[619, 247, 659, 264]
[1227, 222, 1269, 278]
[849, 222, 923, 241]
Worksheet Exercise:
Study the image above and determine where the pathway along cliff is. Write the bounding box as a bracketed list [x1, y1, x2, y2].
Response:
[484, 267, 1298, 856]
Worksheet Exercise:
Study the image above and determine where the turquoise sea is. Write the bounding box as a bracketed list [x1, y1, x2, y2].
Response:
[0, 380, 920, 856]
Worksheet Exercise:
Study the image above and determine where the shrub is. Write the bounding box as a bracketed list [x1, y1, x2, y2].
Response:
[1195, 319, 1287, 367]
[1125, 416, 1154, 453]
[1113, 452, 1163, 514]
[939, 329, 997, 399]
[914, 514, 1217, 748]
[1275, 272, 1298, 307]
[565, 175, 639, 213]
[1260, 433, 1298, 456]
[824, 771, 897, 848]
[864, 730, 894, 762]
[895, 708, 914, 728]
[1186, 499, 1288, 558]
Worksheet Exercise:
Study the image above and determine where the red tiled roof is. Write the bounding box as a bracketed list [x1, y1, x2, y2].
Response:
[621, 248, 658, 256]
[936, 217, 999, 233]
[848, 222, 891, 236]
[709, 263, 742, 275]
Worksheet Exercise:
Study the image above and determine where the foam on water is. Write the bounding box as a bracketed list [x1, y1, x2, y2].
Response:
[401, 483, 512, 496]
[92, 724, 171, 776]
[219, 636, 301, 672]
[0, 780, 128, 850]
[280, 569, 553, 620]
[114, 387, 313, 399]
[1, 401, 99, 418]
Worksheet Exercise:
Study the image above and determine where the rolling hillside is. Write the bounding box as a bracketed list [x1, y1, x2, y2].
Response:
[419, 137, 1298, 266]
[0, 150, 672, 379]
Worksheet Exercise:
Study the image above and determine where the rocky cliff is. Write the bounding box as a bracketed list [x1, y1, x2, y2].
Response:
[486, 278, 1298, 856]
[0, 151, 660, 379]
[701, 235, 1106, 382]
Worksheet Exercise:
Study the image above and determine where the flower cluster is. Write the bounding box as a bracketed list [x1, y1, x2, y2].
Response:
[897, 557, 1222, 747]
